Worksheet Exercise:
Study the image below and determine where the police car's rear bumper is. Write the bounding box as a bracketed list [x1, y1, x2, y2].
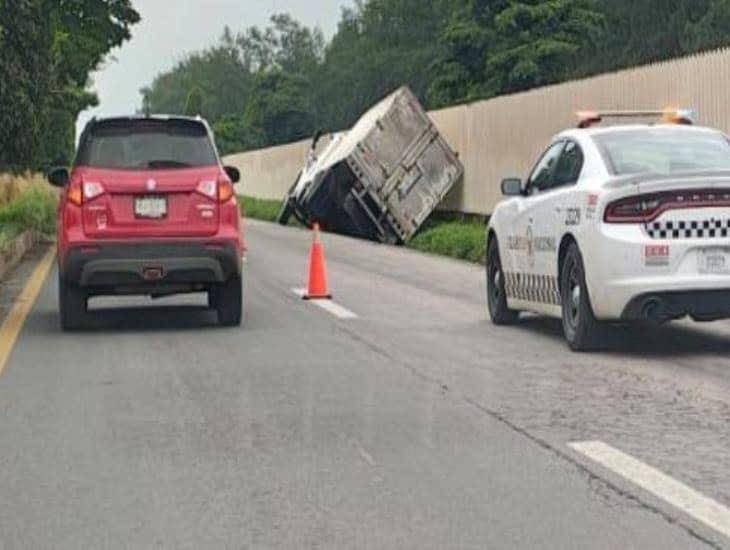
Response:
[583, 223, 730, 320]
[621, 289, 730, 322]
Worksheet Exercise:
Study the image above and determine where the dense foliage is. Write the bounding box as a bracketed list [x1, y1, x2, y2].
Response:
[142, 0, 730, 157]
[0, 0, 140, 171]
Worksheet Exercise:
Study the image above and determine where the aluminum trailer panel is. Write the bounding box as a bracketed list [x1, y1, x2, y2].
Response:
[278, 87, 463, 244]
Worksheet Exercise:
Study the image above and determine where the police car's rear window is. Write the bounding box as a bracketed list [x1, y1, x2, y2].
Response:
[594, 129, 730, 175]
[76, 119, 217, 170]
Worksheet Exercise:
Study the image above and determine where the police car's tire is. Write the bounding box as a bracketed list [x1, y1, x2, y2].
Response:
[486, 237, 519, 325]
[560, 243, 600, 351]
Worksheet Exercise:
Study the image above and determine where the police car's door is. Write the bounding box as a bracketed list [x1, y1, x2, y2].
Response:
[528, 140, 585, 310]
[510, 141, 565, 309]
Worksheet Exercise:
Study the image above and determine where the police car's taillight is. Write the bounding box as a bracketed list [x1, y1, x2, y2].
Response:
[604, 195, 661, 223]
[604, 189, 730, 223]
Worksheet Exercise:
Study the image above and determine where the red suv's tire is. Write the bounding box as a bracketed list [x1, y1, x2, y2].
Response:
[211, 275, 242, 326]
[59, 274, 86, 331]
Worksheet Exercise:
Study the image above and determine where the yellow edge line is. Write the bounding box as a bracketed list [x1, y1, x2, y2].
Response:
[0, 247, 55, 377]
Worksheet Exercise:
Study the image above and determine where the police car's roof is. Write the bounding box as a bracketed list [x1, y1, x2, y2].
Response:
[560, 123, 722, 140]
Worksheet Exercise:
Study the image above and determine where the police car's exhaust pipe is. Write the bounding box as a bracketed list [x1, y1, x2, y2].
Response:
[641, 297, 668, 323]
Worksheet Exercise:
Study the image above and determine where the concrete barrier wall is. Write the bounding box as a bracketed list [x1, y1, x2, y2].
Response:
[225, 47, 730, 215]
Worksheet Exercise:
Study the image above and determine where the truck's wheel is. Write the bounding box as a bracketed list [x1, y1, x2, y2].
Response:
[214, 275, 243, 327]
[278, 174, 301, 226]
[59, 275, 86, 331]
[486, 237, 518, 325]
[277, 199, 294, 226]
[560, 242, 601, 351]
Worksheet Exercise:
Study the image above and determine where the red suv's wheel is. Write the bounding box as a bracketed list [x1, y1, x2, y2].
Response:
[59, 274, 86, 331]
[211, 275, 242, 326]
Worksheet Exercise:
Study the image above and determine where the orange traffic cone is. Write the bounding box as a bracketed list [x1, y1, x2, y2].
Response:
[304, 223, 332, 300]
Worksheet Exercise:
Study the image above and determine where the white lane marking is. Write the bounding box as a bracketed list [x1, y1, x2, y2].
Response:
[570, 440, 730, 539]
[292, 289, 358, 319]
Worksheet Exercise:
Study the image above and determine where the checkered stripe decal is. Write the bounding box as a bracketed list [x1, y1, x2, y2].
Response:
[646, 218, 730, 239]
[504, 273, 560, 306]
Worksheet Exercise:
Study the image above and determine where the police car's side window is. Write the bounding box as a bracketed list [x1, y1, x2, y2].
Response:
[552, 141, 584, 188]
[527, 141, 565, 194]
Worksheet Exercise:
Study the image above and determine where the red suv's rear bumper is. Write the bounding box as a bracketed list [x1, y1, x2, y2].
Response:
[60, 239, 242, 294]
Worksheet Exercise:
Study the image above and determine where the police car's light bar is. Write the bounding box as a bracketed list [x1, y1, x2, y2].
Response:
[576, 109, 696, 128]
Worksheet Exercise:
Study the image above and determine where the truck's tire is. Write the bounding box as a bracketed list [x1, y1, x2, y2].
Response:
[560, 242, 601, 351]
[277, 199, 294, 226]
[213, 275, 243, 327]
[59, 275, 86, 331]
[277, 173, 302, 226]
[486, 237, 519, 325]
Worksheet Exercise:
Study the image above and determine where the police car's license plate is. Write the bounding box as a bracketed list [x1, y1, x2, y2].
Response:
[134, 196, 167, 218]
[698, 248, 730, 274]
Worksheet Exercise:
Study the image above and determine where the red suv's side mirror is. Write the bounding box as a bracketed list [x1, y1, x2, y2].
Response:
[47, 167, 69, 187]
[224, 165, 240, 184]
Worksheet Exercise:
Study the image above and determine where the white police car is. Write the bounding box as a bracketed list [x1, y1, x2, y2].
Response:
[486, 110, 730, 350]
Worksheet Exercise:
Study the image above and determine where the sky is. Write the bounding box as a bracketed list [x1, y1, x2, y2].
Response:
[77, 0, 349, 137]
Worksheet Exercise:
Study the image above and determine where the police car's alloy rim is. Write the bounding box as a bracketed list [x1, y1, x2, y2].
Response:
[566, 263, 581, 329]
[493, 268, 501, 300]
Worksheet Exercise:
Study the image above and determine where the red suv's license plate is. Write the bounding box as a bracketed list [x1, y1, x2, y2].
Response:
[134, 195, 167, 219]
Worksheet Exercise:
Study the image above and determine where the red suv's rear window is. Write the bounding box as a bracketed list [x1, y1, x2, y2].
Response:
[75, 119, 218, 170]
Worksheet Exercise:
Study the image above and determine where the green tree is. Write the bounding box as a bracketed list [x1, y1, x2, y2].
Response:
[315, 0, 451, 129]
[484, 0, 605, 96]
[184, 87, 205, 116]
[212, 115, 265, 155]
[427, 0, 604, 105]
[143, 27, 253, 119]
[0, 0, 139, 171]
[139, 0, 730, 156]
[0, 0, 52, 170]
[426, 0, 507, 108]
[243, 71, 316, 147]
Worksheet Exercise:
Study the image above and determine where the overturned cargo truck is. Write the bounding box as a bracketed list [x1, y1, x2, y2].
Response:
[277, 86, 464, 244]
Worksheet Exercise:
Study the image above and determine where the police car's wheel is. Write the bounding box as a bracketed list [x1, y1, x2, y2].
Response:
[560, 243, 600, 351]
[486, 238, 518, 325]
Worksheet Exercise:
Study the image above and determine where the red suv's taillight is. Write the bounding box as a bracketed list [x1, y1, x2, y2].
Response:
[67, 180, 105, 206]
[196, 177, 235, 203]
[67, 180, 83, 206]
[83, 181, 104, 201]
[218, 178, 234, 203]
[604, 189, 730, 223]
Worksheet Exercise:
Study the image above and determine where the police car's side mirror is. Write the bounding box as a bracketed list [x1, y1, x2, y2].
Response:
[501, 178, 523, 196]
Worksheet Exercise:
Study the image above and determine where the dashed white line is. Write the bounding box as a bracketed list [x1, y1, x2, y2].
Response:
[569, 440, 730, 539]
[292, 289, 359, 319]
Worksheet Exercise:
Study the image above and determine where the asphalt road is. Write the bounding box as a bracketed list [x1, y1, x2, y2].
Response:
[0, 220, 729, 549]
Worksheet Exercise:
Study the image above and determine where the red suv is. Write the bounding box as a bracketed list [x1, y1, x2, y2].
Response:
[47, 115, 244, 330]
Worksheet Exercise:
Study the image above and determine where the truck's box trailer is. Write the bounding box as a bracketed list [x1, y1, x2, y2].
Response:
[277, 86, 464, 243]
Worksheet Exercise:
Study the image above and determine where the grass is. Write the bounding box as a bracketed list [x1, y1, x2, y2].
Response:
[239, 195, 283, 223]
[239, 194, 488, 264]
[408, 217, 487, 264]
[0, 173, 58, 252]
